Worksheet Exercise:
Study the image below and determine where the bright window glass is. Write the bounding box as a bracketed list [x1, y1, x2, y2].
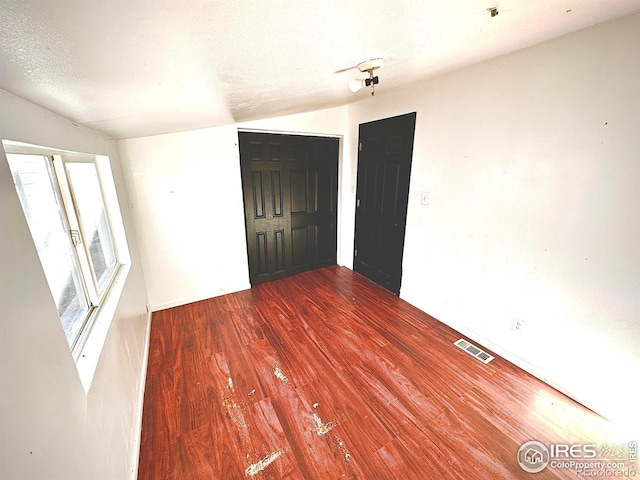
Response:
[5, 148, 121, 350]
[6, 154, 91, 344]
[65, 162, 117, 294]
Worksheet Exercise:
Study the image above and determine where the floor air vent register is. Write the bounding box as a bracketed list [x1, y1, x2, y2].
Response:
[454, 339, 495, 364]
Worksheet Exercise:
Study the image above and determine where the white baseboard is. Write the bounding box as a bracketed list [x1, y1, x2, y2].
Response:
[129, 309, 152, 480]
[150, 283, 252, 312]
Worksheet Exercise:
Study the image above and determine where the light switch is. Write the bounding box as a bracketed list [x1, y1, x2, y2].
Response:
[420, 191, 430, 206]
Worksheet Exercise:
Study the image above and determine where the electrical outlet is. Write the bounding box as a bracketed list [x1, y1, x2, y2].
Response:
[511, 318, 525, 333]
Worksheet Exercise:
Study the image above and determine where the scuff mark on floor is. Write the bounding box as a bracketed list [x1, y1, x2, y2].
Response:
[311, 415, 354, 477]
[326, 433, 356, 479]
[245, 450, 284, 477]
[312, 412, 336, 436]
[335, 434, 352, 462]
[273, 364, 289, 385]
[222, 396, 248, 431]
[222, 375, 250, 443]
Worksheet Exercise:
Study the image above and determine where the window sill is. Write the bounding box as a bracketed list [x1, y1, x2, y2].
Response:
[74, 263, 131, 393]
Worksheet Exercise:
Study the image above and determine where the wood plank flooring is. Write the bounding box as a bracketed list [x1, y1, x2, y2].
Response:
[138, 266, 630, 479]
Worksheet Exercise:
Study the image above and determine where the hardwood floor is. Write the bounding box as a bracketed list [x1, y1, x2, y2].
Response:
[138, 266, 629, 479]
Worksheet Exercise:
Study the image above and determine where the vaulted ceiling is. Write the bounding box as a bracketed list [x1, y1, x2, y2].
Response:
[1, 0, 639, 139]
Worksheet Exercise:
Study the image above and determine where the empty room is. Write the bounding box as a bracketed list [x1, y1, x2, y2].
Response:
[1, 1, 638, 479]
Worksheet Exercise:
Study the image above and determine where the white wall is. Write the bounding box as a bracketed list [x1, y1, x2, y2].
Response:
[0, 90, 150, 479]
[117, 106, 349, 310]
[346, 12, 639, 432]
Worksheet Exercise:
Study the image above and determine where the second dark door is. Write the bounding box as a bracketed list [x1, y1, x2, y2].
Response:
[239, 132, 338, 285]
[353, 113, 417, 295]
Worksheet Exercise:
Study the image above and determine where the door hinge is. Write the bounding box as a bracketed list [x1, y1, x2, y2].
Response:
[70, 229, 82, 246]
[354, 249, 358, 257]
[359, 142, 363, 151]
[356, 198, 360, 208]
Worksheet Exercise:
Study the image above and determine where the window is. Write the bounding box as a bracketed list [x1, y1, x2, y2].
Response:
[4, 143, 121, 351]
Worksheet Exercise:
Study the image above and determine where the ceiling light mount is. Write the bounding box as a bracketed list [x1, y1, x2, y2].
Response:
[357, 58, 384, 73]
[349, 57, 384, 96]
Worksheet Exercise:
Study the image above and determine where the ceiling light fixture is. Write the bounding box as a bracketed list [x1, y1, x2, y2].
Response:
[349, 58, 384, 96]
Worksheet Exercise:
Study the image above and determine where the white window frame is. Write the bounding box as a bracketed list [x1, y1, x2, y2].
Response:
[3, 140, 132, 391]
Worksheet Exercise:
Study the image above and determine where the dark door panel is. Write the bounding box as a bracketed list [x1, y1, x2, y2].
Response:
[240, 132, 338, 285]
[354, 113, 416, 295]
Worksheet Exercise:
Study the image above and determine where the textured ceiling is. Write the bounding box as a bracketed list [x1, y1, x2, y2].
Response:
[1, 0, 639, 139]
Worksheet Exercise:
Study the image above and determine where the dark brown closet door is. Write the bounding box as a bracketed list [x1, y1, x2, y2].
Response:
[239, 132, 338, 285]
